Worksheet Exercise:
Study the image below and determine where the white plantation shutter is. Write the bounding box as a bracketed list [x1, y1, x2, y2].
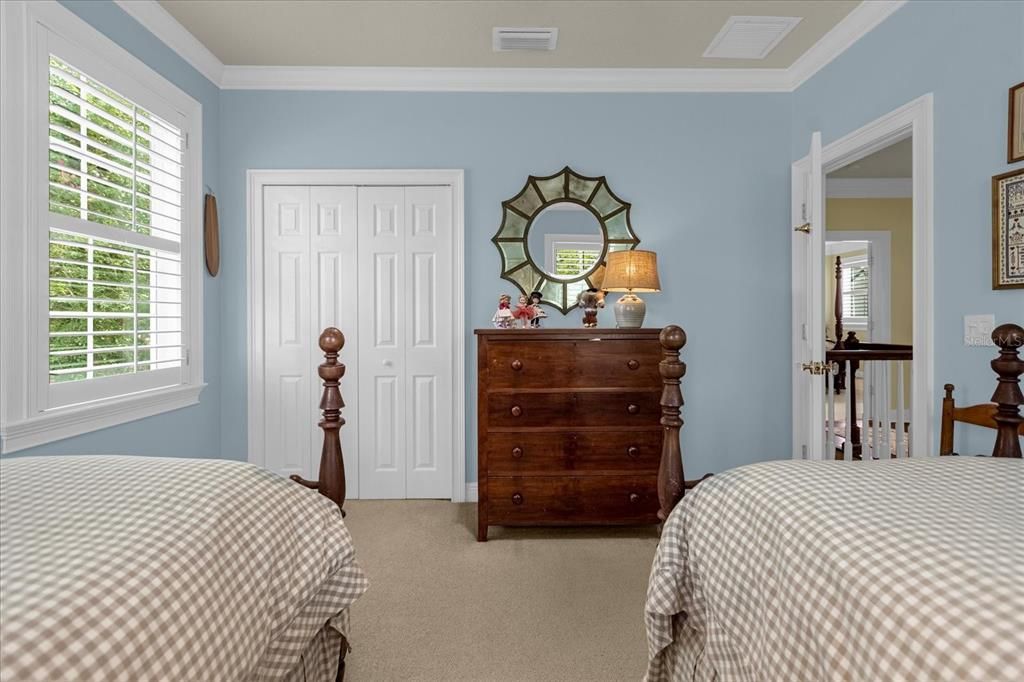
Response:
[554, 248, 601, 277]
[47, 55, 185, 404]
[841, 256, 870, 322]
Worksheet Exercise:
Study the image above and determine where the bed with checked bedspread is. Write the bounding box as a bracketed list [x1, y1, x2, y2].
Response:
[644, 457, 1023, 681]
[0, 456, 368, 681]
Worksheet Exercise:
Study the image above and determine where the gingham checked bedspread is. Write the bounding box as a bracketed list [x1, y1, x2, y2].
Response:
[0, 456, 368, 681]
[644, 457, 1024, 681]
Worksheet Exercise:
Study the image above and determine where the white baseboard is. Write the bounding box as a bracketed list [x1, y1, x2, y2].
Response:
[464, 483, 478, 503]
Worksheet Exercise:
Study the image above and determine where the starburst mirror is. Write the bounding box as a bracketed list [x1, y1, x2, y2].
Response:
[492, 167, 641, 313]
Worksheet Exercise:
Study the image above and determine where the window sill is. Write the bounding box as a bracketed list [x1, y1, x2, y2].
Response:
[0, 383, 205, 454]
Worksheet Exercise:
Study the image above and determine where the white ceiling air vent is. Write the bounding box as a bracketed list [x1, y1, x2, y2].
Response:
[702, 16, 802, 59]
[493, 27, 559, 52]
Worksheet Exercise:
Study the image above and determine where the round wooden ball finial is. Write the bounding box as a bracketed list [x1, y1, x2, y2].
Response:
[659, 324, 687, 351]
[319, 327, 345, 354]
[992, 323, 1024, 350]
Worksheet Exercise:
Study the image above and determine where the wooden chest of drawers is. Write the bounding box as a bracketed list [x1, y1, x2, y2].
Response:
[475, 328, 664, 541]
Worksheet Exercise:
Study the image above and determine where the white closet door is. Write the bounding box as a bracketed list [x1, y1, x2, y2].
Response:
[358, 187, 407, 498]
[310, 186, 359, 497]
[404, 186, 453, 498]
[263, 186, 314, 480]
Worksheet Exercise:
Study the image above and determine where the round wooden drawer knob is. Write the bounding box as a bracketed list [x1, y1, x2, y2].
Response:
[627, 359, 640, 370]
[511, 446, 524, 458]
[629, 493, 640, 504]
[627, 446, 639, 458]
[627, 403, 639, 415]
[512, 493, 524, 505]
[511, 359, 523, 371]
[510, 405, 522, 417]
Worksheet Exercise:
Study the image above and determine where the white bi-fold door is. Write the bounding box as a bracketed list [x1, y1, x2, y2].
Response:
[261, 185, 453, 499]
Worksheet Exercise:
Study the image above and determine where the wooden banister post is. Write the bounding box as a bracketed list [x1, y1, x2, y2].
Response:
[990, 323, 1024, 458]
[291, 327, 348, 512]
[657, 325, 687, 521]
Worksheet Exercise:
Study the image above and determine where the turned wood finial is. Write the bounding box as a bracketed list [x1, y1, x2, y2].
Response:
[990, 323, 1024, 458]
[291, 327, 348, 512]
[657, 325, 687, 521]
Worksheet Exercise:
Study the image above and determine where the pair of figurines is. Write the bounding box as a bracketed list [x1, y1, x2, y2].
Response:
[492, 292, 547, 329]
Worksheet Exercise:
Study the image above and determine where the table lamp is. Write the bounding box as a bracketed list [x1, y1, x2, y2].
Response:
[601, 250, 661, 328]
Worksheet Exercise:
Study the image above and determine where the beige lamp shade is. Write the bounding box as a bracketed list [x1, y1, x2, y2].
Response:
[601, 250, 661, 292]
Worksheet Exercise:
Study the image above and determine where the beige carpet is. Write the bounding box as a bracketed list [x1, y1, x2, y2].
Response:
[342, 500, 660, 682]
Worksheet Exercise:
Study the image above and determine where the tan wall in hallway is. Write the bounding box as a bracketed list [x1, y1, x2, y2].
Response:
[825, 198, 913, 345]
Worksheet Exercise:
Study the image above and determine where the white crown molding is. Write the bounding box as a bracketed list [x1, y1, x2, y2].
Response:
[787, 1, 907, 89]
[113, 0, 224, 86]
[826, 177, 912, 198]
[109, 0, 906, 93]
[219, 65, 793, 92]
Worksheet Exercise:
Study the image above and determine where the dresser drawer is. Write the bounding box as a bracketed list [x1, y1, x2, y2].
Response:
[484, 341, 577, 389]
[574, 339, 662, 388]
[486, 476, 659, 525]
[487, 390, 661, 428]
[484, 430, 662, 475]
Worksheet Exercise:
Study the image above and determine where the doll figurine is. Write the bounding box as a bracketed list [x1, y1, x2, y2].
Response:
[511, 294, 535, 329]
[492, 294, 514, 329]
[576, 288, 606, 328]
[528, 291, 547, 328]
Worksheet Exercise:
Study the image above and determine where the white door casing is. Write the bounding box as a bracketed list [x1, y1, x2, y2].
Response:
[357, 186, 453, 499]
[791, 132, 825, 459]
[790, 95, 934, 459]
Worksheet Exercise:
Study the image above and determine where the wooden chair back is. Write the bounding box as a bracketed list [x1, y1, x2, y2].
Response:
[939, 323, 1024, 458]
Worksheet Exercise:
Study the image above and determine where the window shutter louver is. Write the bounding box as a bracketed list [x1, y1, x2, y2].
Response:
[47, 56, 184, 387]
[554, 248, 601, 277]
[841, 259, 870, 321]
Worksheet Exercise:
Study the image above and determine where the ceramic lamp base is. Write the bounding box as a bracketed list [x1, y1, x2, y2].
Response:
[613, 292, 646, 328]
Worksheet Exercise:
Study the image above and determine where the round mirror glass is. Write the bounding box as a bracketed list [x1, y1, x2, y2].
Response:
[526, 202, 605, 281]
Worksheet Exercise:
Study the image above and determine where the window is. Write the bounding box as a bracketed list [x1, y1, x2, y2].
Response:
[840, 255, 870, 326]
[544, 235, 603, 278]
[1, 2, 203, 452]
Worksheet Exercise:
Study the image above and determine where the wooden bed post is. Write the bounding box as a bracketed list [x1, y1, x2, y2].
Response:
[290, 327, 347, 513]
[657, 326, 686, 521]
[990, 323, 1024, 458]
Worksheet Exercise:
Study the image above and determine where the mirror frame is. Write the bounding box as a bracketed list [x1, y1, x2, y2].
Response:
[492, 166, 640, 313]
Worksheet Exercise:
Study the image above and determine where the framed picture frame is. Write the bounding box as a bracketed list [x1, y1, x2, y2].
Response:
[992, 168, 1023, 289]
[1010, 81, 1024, 163]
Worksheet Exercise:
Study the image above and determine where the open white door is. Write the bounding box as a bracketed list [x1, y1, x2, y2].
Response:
[791, 132, 826, 459]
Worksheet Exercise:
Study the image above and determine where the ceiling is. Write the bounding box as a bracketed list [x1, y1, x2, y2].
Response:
[829, 138, 912, 178]
[158, 1, 860, 69]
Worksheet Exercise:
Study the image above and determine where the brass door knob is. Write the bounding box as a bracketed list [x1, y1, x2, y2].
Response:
[510, 359, 523, 371]
[512, 493, 524, 505]
[510, 405, 522, 417]
[627, 403, 639, 415]
[627, 359, 639, 370]
[629, 493, 640, 504]
[511, 446, 524, 458]
[627, 446, 639, 458]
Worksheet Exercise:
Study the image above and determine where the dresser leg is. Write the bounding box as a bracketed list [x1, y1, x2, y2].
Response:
[477, 514, 488, 542]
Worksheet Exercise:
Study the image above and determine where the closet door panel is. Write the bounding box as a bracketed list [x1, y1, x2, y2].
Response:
[310, 186, 359, 497]
[358, 187, 408, 498]
[263, 186, 313, 480]
[404, 186, 454, 499]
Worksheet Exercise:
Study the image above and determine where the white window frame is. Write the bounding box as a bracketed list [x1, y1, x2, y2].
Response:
[1, 1, 204, 453]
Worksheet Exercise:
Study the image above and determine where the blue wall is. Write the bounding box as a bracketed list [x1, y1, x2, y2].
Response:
[4, 1, 223, 457]
[791, 0, 1024, 454]
[13, 1, 1020, 472]
[216, 91, 794, 478]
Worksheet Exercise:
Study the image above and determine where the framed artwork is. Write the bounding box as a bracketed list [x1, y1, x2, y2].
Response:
[1010, 81, 1024, 163]
[992, 168, 1024, 289]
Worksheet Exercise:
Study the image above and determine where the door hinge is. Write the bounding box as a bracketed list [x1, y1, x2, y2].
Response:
[801, 323, 807, 341]
[801, 203, 807, 221]
[185, 349, 191, 366]
[802, 444, 808, 458]
[185, 133, 190, 150]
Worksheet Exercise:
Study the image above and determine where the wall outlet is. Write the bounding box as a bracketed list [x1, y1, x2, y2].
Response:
[964, 314, 995, 346]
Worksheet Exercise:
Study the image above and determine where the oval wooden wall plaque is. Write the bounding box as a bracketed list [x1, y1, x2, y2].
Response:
[204, 193, 220, 276]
